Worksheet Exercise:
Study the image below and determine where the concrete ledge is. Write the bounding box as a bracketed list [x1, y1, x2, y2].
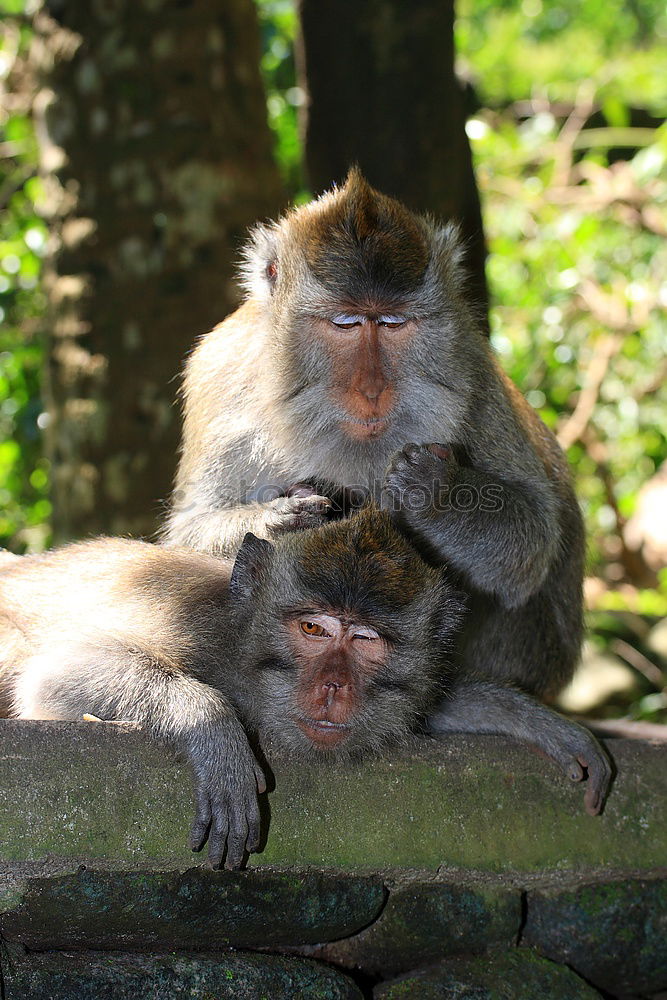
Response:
[1, 722, 667, 996]
[1, 720, 666, 877]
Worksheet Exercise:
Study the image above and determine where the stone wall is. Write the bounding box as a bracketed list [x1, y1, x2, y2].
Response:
[1, 720, 665, 998]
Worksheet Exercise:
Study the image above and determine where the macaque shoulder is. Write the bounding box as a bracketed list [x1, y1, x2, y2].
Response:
[179, 300, 273, 474]
[496, 366, 571, 484]
[184, 299, 269, 396]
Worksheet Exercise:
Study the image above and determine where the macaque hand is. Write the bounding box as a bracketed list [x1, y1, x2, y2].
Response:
[265, 493, 332, 536]
[546, 721, 613, 816]
[381, 442, 456, 517]
[189, 737, 267, 870]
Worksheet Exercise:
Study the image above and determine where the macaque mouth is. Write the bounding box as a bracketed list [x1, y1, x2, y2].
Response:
[297, 715, 352, 747]
[343, 416, 390, 439]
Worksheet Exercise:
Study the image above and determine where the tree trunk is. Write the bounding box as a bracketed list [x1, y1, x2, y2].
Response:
[33, 0, 284, 542]
[297, 0, 488, 319]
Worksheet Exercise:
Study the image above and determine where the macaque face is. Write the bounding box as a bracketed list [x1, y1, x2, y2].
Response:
[232, 509, 462, 760]
[286, 611, 389, 748]
[313, 312, 418, 441]
[247, 595, 446, 760]
[244, 169, 452, 451]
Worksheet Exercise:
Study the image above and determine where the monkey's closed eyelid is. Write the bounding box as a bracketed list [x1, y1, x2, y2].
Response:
[378, 315, 407, 327]
[331, 314, 364, 327]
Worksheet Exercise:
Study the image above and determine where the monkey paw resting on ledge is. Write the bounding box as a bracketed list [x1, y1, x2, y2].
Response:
[0, 509, 610, 869]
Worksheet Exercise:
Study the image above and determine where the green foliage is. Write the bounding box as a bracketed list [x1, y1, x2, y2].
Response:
[255, 0, 303, 195]
[456, 0, 667, 116]
[474, 119, 667, 572]
[0, 12, 50, 551]
[456, 0, 667, 720]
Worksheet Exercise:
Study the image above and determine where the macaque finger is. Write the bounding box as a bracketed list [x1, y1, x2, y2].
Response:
[189, 789, 212, 853]
[224, 816, 249, 871]
[246, 812, 262, 854]
[580, 753, 613, 816]
[562, 757, 585, 783]
[286, 482, 318, 499]
[426, 443, 452, 462]
[254, 763, 267, 795]
[207, 812, 230, 870]
[401, 442, 422, 464]
[244, 786, 263, 854]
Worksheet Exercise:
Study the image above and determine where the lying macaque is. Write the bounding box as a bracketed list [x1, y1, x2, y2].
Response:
[0, 508, 610, 868]
[0, 509, 462, 867]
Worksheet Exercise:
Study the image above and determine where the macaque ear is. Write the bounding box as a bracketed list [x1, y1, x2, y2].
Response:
[239, 222, 280, 303]
[230, 533, 275, 601]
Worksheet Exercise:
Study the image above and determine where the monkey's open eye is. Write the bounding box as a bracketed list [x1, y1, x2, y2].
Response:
[301, 621, 331, 637]
[331, 313, 364, 329]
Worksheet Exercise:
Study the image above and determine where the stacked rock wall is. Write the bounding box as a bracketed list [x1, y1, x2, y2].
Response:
[1, 721, 665, 998]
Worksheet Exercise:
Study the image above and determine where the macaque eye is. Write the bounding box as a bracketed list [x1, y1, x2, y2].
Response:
[378, 315, 407, 329]
[331, 313, 364, 329]
[352, 628, 380, 641]
[301, 620, 331, 637]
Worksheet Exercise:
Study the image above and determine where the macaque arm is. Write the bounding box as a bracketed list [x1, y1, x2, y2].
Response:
[14, 641, 266, 869]
[383, 445, 559, 607]
[417, 467, 556, 602]
[163, 501, 278, 556]
[427, 680, 612, 816]
[164, 495, 331, 557]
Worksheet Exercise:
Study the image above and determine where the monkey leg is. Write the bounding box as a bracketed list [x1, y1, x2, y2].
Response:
[427, 681, 612, 815]
[12, 640, 266, 869]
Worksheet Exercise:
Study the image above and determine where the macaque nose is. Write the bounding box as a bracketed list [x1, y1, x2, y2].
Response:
[323, 681, 344, 708]
[361, 385, 383, 402]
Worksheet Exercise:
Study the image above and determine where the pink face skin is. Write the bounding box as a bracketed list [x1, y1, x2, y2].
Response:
[287, 612, 388, 748]
[312, 312, 415, 440]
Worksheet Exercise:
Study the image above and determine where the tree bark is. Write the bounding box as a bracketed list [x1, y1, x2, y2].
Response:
[297, 0, 488, 319]
[33, 0, 284, 542]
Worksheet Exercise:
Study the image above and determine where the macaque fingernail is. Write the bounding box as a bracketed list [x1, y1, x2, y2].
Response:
[429, 444, 450, 460]
[287, 483, 316, 498]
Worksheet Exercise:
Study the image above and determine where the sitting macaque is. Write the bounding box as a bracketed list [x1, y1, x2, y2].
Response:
[0, 509, 463, 868]
[160, 171, 609, 816]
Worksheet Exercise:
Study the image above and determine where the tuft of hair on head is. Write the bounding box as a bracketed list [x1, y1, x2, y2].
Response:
[291, 167, 431, 306]
[238, 168, 470, 314]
